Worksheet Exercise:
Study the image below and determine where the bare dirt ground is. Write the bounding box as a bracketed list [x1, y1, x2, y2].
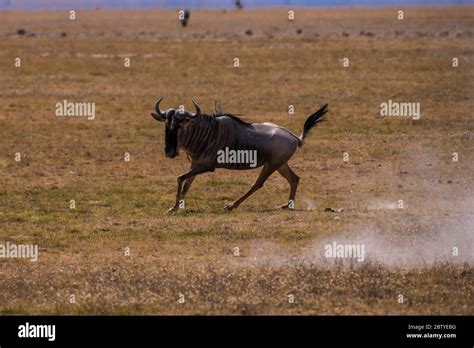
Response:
[0, 7, 473, 314]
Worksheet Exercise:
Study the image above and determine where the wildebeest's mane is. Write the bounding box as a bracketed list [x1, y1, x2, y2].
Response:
[200, 113, 253, 127]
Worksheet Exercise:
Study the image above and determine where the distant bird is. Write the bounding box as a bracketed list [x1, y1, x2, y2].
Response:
[180, 9, 190, 27]
[235, 0, 244, 10]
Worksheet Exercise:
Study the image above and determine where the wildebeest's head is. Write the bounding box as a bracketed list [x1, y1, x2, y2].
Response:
[151, 97, 201, 158]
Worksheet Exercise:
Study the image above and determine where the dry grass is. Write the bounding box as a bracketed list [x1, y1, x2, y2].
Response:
[0, 7, 473, 315]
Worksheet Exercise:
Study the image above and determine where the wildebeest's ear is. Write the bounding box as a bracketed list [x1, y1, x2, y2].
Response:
[215, 101, 222, 115]
[150, 112, 166, 122]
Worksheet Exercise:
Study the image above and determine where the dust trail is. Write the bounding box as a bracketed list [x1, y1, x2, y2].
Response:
[367, 199, 398, 210]
[233, 182, 473, 268]
[317, 219, 473, 266]
[232, 214, 473, 268]
[301, 196, 316, 210]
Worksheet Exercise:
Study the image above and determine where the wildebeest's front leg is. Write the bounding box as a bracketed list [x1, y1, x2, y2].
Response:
[181, 176, 195, 197]
[224, 164, 276, 211]
[168, 166, 211, 212]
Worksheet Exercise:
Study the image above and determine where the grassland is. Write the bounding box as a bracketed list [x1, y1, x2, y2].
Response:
[0, 7, 473, 314]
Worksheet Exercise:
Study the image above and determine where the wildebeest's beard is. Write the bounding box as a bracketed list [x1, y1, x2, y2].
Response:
[165, 125, 179, 158]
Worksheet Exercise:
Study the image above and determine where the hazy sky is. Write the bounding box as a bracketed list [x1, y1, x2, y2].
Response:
[0, 0, 471, 9]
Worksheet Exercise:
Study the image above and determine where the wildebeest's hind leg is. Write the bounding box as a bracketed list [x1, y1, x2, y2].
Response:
[277, 162, 300, 209]
[224, 164, 277, 211]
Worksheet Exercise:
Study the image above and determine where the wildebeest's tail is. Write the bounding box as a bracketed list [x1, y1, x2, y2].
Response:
[298, 104, 328, 146]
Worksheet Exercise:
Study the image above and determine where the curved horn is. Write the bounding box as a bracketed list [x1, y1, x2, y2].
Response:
[155, 97, 165, 116]
[192, 99, 201, 116]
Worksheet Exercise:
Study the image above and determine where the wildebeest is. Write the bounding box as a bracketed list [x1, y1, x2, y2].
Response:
[180, 9, 190, 27]
[151, 98, 328, 212]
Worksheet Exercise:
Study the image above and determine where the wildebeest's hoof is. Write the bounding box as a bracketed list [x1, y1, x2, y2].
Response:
[223, 203, 236, 211]
[279, 203, 295, 210]
[167, 206, 179, 213]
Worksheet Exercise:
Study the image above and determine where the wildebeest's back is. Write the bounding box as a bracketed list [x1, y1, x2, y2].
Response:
[213, 116, 264, 169]
[214, 118, 299, 170]
[179, 115, 299, 170]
